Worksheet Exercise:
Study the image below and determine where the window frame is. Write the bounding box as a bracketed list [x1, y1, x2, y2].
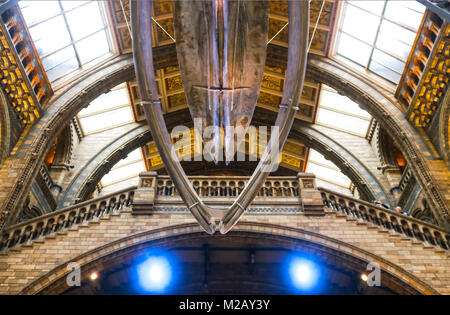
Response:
[19, 0, 117, 86]
[331, 0, 425, 87]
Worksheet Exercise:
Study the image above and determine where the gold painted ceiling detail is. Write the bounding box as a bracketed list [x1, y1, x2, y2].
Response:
[268, 0, 337, 55]
[108, 0, 337, 56]
[0, 6, 53, 125]
[108, 0, 175, 53]
[397, 11, 449, 129]
[142, 127, 307, 172]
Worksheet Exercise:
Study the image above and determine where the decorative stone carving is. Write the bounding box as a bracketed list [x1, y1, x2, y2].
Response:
[297, 173, 324, 216]
[132, 171, 158, 215]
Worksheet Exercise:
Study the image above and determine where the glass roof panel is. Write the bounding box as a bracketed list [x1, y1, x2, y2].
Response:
[101, 150, 146, 187]
[341, 4, 380, 44]
[316, 85, 372, 137]
[27, 15, 72, 56]
[77, 83, 133, 135]
[335, 0, 425, 84]
[308, 150, 338, 170]
[78, 106, 133, 134]
[60, 1, 91, 12]
[384, 0, 425, 30]
[75, 30, 110, 64]
[319, 88, 372, 119]
[81, 84, 130, 115]
[19, 1, 61, 25]
[349, 1, 385, 15]
[65, 2, 105, 40]
[377, 20, 417, 60]
[317, 108, 370, 136]
[307, 161, 351, 188]
[336, 33, 372, 67]
[19, 0, 112, 83]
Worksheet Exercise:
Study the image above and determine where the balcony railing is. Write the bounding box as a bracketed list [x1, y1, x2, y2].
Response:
[156, 175, 300, 201]
[1, 175, 449, 252]
[0, 186, 135, 252]
[320, 187, 450, 250]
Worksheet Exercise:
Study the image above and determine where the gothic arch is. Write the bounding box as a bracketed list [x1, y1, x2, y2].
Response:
[20, 222, 436, 295]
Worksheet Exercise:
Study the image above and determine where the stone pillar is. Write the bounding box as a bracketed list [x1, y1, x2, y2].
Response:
[132, 171, 158, 215]
[382, 166, 402, 203]
[297, 173, 325, 216]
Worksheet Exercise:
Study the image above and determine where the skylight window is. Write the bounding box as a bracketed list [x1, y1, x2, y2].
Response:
[77, 83, 134, 135]
[335, 0, 425, 84]
[19, 1, 112, 82]
[316, 85, 372, 137]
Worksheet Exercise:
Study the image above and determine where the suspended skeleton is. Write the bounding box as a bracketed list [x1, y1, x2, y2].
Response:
[132, 0, 309, 234]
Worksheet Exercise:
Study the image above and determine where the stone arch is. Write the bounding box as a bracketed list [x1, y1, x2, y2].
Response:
[20, 222, 437, 295]
[60, 110, 391, 208]
[1, 52, 447, 230]
[0, 58, 136, 228]
[307, 57, 449, 227]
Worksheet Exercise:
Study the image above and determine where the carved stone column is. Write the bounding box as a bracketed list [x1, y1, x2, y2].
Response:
[382, 166, 403, 202]
[298, 173, 325, 216]
[132, 171, 158, 215]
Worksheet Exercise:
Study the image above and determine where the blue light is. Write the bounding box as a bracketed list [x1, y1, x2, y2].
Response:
[288, 257, 321, 291]
[136, 256, 172, 292]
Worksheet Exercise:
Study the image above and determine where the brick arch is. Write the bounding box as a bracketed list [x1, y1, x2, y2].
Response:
[60, 109, 390, 209]
[20, 222, 437, 295]
[307, 57, 449, 228]
[0, 58, 136, 230]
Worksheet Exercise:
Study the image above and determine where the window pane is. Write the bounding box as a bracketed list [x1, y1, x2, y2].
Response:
[101, 161, 146, 186]
[384, 1, 425, 30]
[369, 59, 401, 84]
[75, 30, 110, 64]
[80, 84, 129, 116]
[308, 150, 338, 170]
[306, 162, 351, 187]
[28, 16, 71, 56]
[61, 0, 90, 11]
[372, 49, 404, 72]
[320, 88, 372, 119]
[19, 1, 61, 25]
[337, 33, 372, 66]
[377, 20, 417, 60]
[341, 4, 380, 44]
[45, 57, 78, 82]
[79, 106, 133, 134]
[41, 46, 76, 71]
[348, 1, 385, 16]
[317, 108, 370, 136]
[65, 2, 104, 40]
[114, 149, 143, 169]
